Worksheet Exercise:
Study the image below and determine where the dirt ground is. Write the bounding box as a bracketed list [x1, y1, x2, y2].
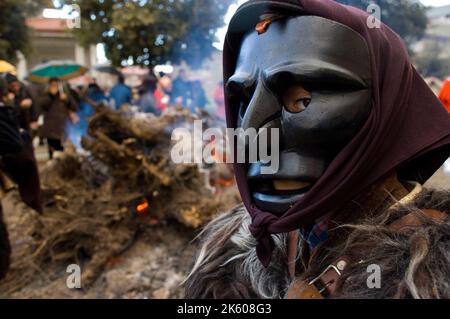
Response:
[1, 192, 196, 299]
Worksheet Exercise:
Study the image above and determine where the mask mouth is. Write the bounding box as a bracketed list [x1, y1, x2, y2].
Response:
[273, 179, 311, 191]
[247, 152, 325, 214]
[251, 187, 313, 215]
[251, 179, 313, 196]
[249, 175, 317, 215]
[251, 179, 313, 214]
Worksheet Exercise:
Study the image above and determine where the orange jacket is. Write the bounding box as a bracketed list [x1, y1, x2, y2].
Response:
[438, 79, 450, 113]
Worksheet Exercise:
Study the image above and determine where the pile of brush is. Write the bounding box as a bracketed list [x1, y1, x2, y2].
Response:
[0, 106, 240, 296]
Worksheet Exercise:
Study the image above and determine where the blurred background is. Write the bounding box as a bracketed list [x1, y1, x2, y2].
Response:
[1, 0, 450, 114]
[0, 0, 449, 298]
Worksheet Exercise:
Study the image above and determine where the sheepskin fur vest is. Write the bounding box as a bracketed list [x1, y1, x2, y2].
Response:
[184, 175, 450, 299]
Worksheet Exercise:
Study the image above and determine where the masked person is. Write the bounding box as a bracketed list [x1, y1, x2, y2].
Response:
[184, 0, 450, 299]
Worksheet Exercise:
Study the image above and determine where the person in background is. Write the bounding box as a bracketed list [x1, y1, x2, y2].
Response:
[138, 76, 158, 115]
[86, 83, 108, 104]
[40, 78, 78, 159]
[5, 73, 39, 133]
[159, 73, 172, 93]
[0, 77, 16, 281]
[66, 85, 95, 150]
[438, 78, 450, 113]
[190, 80, 207, 112]
[154, 73, 172, 113]
[26, 82, 46, 143]
[109, 74, 132, 110]
[214, 80, 226, 120]
[1, 77, 43, 280]
[171, 69, 192, 108]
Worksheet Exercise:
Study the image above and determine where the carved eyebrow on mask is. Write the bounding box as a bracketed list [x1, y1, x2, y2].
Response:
[226, 62, 369, 103]
[263, 61, 370, 92]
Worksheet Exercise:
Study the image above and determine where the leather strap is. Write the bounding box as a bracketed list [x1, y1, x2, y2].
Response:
[286, 278, 324, 299]
[286, 209, 448, 299]
[389, 209, 447, 231]
[287, 231, 299, 280]
[286, 257, 350, 299]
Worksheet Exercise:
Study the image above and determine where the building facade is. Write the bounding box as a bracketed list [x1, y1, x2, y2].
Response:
[16, 17, 97, 80]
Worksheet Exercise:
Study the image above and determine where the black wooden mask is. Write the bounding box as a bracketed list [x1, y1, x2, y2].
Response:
[226, 16, 372, 215]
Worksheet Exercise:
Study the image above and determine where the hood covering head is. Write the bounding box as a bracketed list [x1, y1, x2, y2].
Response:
[223, 0, 450, 266]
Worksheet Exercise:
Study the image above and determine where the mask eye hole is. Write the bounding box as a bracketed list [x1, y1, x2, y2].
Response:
[282, 85, 312, 113]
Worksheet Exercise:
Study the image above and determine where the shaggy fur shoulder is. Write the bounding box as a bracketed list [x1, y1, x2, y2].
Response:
[184, 205, 296, 299]
[0, 204, 11, 280]
[184, 188, 450, 299]
[335, 188, 450, 299]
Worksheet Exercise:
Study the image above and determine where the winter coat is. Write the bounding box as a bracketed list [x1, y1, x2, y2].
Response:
[10, 85, 38, 131]
[40, 92, 77, 140]
[0, 103, 22, 155]
[109, 83, 132, 110]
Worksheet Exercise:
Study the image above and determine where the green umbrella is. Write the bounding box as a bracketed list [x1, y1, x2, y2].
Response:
[29, 60, 88, 84]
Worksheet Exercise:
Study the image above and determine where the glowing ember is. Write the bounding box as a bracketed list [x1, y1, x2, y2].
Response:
[136, 200, 149, 214]
[216, 178, 235, 187]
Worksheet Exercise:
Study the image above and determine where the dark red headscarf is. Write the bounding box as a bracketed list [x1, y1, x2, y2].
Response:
[223, 0, 450, 266]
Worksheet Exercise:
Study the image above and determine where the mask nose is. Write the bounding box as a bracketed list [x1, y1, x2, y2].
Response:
[237, 81, 283, 167]
[239, 81, 282, 131]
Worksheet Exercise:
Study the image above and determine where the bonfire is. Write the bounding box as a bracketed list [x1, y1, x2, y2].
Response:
[0, 105, 240, 298]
